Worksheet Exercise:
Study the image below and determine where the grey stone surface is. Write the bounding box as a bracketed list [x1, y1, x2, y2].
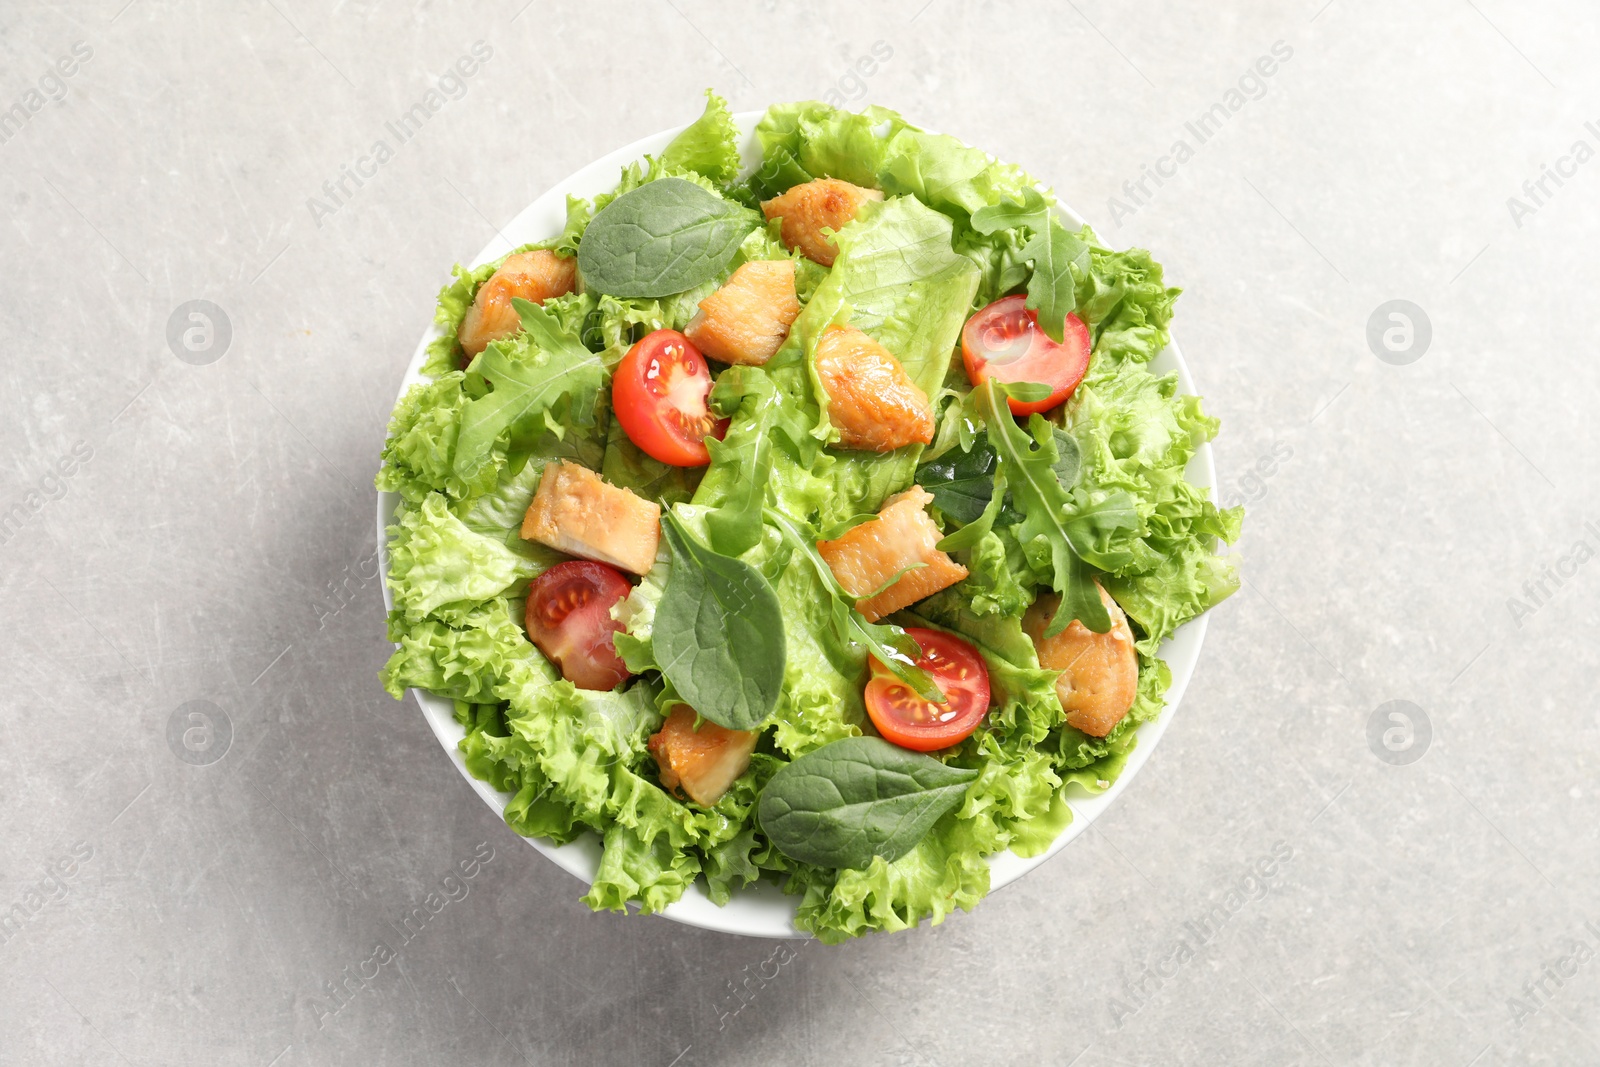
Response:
[1, 1, 1596, 1064]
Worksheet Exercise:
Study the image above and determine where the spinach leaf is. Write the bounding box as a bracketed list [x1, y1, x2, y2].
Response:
[757, 736, 978, 869]
[764, 507, 943, 703]
[1051, 428, 1081, 489]
[934, 465, 1006, 554]
[915, 433, 999, 526]
[452, 296, 604, 489]
[577, 178, 757, 298]
[653, 512, 786, 731]
[976, 379, 1111, 636]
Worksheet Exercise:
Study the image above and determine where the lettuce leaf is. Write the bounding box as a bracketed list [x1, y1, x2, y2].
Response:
[785, 195, 981, 522]
[420, 261, 500, 378]
[375, 373, 475, 503]
[381, 596, 548, 702]
[385, 493, 540, 623]
[659, 90, 741, 185]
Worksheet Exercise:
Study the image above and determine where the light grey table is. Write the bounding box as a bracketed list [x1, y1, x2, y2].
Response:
[3, 2, 1596, 1064]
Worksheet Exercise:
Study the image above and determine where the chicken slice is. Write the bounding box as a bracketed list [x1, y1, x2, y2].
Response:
[457, 249, 577, 362]
[520, 460, 660, 576]
[760, 179, 884, 266]
[813, 324, 934, 452]
[648, 705, 758, 806]
[1023, 583, 1139, 738]
[816, 486, 968, 622]
[683, 260, 801, 366]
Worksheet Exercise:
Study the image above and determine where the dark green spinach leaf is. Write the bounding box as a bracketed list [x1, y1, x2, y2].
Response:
[1051, 428, 1081, 489]
[653, 512, 786, 731]
[757, 737, 978, 869]
[916, 433, 999, 526]
[577, 178, 757, 298]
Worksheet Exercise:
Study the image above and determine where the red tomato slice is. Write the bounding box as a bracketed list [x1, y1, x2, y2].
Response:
[612, 329, 729, 467]
[864, 628, 992, 752]
[524, 561, 633, 691]
[961, 295, 1091, 416]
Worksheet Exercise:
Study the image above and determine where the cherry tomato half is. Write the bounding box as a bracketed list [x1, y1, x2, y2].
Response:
[612, 329, 729, 467]
[524, 561, 633, 691]
[864, 628, 992, 752]
[961, 295, 1092, 416]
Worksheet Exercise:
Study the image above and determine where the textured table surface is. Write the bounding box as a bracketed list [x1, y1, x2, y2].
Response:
[3, 2, 1597, 1064]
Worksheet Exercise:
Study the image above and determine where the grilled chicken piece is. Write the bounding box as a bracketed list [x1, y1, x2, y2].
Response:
[648, 705, 758, 806]
[760, 179, 884, 266]
[816, 486, 968, 622]
[683, 260, 801, 366]
[520, 461, 660, 576]
[457, 250, 577, 362]
[813, 325, 934, 452]
[1024, 584, 1139, 738]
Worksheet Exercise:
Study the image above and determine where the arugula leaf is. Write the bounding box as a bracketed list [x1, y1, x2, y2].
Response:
[817, 513, 880, 541]
[1022, 218, 1091, 343]
[764, 507, 943, 703]
[654, 512, 786, 731]
[577, 178, 758, 298]
[757, 737, 978, 869]
[976, 379, 1111, 636]
[969, 187, 1051, 236]
[451, 296, 603, 490]
[1063, 490, 1140, 571]
[968, 187, 1089, 343]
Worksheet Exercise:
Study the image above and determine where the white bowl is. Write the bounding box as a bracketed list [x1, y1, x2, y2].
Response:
[377, 112, 1216, 938]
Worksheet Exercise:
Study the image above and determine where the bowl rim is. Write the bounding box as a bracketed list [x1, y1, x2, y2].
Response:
[377, 110, 1217, 939]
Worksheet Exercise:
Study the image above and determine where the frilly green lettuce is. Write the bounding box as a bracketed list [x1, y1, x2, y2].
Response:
[386, 493, 540, 622]
[659, 89, 741, 185]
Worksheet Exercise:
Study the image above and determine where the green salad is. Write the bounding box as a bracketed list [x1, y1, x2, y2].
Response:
[377, 93, 1242, 942]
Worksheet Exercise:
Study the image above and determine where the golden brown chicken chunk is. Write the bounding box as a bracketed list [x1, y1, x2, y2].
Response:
[1024, 584, 1139, 738]
[760, 179, 884, 266]
[816, 487, 968, 622]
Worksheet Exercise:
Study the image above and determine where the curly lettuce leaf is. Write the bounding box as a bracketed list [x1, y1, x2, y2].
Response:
[385, 494, 540, 623]
[375, 373, 479, 502]
[659, 89, 741, 185]
[420, 261, 500, 378]
[381, 596, 548, 702]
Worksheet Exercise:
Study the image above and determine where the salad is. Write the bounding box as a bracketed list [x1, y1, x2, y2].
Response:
[377, 93, 1242, 943]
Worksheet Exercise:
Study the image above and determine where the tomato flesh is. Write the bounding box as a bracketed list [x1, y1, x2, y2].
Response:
[612, 329, 729, 467]
[864, 628, 992, 752]
[961, 295, 1092, 416]
[524, 561, 633, 691]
